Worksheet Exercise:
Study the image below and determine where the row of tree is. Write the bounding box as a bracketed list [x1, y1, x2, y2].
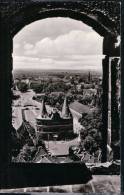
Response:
[79, 109, 102, 157]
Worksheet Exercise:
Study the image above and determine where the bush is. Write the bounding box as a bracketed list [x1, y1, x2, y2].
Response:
[79, 109, 102, 155]
[18, 82, 28, 93]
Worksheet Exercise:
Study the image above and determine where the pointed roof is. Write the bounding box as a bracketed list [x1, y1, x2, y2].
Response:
[61, 97, 72, 118]
[17, 120, 36, 146]
[41, 99, 48, 118]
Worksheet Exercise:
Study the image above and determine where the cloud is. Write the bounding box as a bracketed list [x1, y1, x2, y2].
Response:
[14, 17, 92, 45]
[13, 56, 40, 62]
[24, 30, 102, 58]
[24, 43, 34, 50]
[13, 55, 103, 70]
[14, 43, 20, 50]
[13, 17, 103, 71]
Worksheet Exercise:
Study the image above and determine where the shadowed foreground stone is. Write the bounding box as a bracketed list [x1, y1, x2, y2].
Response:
[0, 176, 120, 193]
[0, 162, 92, 189]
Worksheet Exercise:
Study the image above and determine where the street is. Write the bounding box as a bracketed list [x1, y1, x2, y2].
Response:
[13, 90, 42, 129]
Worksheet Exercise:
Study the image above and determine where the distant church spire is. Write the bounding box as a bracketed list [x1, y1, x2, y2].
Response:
[61, 96, 71, 118]
[41, 99, 48, 118]
[88, 71, 92, 82]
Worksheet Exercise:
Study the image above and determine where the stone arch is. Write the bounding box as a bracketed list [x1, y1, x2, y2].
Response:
[10, 8, 116, 38]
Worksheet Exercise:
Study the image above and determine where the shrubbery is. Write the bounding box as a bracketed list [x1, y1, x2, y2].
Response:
[18, 82, 28, 93]
[79, 109, 102, 156]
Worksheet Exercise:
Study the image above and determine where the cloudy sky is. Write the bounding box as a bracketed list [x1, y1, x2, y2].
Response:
[13, 17, 104, 71]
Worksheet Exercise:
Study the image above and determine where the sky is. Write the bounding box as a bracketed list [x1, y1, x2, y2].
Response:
[13, 17, 104, 71]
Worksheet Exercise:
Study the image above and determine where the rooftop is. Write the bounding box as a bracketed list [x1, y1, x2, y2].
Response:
[70, 101, 91, 115]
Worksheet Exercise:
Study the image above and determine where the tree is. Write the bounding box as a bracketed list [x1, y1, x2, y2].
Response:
[78, 78, 83, 83]
[18, 82, 28, 93]
[15, 144, 37, 162]
[31, 83, 44, 93]
[79, 109, 102, 155]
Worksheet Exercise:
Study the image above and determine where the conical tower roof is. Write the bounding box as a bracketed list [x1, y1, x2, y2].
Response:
[41, 99, 48, 118]
[61, 96, 72, 118]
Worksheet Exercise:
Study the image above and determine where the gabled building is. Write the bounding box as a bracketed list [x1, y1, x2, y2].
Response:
[17, 109, 36, 147]
[36, 97, 73, 139]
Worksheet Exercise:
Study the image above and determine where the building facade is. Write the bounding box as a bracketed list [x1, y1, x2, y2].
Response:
[69, 101, 91, 134]
[36, 97, 73, 139]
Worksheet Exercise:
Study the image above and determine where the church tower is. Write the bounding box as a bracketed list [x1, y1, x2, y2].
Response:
[61, 97, 72, 119]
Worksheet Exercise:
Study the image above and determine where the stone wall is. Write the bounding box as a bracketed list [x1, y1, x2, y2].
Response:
[0, 0, 121, 188]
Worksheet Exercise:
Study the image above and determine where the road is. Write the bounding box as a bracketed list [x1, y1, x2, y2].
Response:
[12, 90, 41, 129]
[12, 90, 55, 129]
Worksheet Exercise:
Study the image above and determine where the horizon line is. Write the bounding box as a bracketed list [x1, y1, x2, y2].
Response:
[13, 68, 102, 71]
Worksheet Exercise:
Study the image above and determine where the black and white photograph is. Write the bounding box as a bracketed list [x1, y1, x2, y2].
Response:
[12, 17, 104, 164]
[0, 0, 121, 193]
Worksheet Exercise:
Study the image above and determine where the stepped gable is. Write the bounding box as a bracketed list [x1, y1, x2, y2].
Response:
[61, 96, 72, 119]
